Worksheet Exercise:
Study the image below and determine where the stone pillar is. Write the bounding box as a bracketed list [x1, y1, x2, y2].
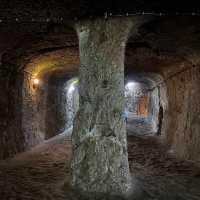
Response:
[71, 18, 136, 196]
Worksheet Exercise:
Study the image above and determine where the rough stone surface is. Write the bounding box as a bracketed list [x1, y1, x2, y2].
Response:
[124, 17, 200, 162]
[22, 72, 46, 147]
[71, 18, 138, 196]
[0, 68, 25, 159]
[0, 63, 75, 159]
[160, 64, 200, 162]
[65, 78, 79, 129]
[0, 21, 79, 160]
[45, 74, 68, 139]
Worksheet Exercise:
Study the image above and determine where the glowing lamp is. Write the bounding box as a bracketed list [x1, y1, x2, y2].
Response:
[33, 78, 39, 85]
[126, 82, 136, 90]
[68, 85, 75, 94]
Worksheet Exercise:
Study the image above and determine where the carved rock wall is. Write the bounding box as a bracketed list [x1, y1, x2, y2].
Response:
[160, 64, 200, 162]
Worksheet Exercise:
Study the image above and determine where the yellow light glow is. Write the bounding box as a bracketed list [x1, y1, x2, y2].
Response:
[33, 78, 39, 84]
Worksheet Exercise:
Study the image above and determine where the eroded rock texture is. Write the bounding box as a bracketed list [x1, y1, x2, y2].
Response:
[125, 17, 200, 163]
[22, 73, 46, 147]
[160, 65, 200, 162]
[0, 68, 25, 159]
[0, 21, 79, 160]
[45, 74, 68, 139]
[61, 77, 79, 130]
[71, 18, 138, 195]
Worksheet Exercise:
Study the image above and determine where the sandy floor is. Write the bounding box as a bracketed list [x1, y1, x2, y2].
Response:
[0, 131, 200, 200]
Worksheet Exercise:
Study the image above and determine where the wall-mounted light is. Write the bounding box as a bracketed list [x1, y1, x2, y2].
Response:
[68, 85, 75, 94]
[33, 78, 40, 89]
[126, 82, 136, 90]
[33, 78, 39, 85]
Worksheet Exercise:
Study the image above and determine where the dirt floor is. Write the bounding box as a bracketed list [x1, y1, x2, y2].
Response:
[0, 131, 200, 200]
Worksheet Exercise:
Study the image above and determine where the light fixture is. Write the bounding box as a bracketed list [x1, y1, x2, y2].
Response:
[68, 85, 75, 94]
[126, 82, 136, 90]
[33, 78, 39, 85]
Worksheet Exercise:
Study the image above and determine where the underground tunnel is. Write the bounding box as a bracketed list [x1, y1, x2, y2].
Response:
[0, 1, 200, 200]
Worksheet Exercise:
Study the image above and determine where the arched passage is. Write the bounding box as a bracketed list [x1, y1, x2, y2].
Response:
[0, 24, 79, 159]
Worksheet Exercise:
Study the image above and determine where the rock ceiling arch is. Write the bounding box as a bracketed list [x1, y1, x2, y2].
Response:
[25, 48, 80, 79]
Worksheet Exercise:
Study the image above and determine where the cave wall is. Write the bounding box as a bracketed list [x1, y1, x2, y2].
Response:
[0, 21, 78, 159]
[0, 67, 76, 160]
[0, 64, 48, 160]
[148, 86, 160, 133]
[0, 66, 25, 159]
[65, 79, 79, 129]
[137, 95, 149, 117]
[160, 64, 200, 162]
[45, 75, 68, 139]
[22, 73, 46, 147]
[0, 66, 51, 160]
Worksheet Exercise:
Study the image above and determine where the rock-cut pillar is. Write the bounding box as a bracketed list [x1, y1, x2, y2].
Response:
[71, 17, 135, 196]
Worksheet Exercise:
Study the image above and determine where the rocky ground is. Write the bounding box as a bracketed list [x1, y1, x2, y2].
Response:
[128, 136, 200, 200]
[0, 128, 200, 200]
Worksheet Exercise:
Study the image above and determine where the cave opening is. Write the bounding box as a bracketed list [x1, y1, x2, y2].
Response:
[124, 73, 165, 137]
[63, 77, 161, 138]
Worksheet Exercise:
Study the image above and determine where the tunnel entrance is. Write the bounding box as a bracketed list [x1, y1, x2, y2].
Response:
[124, 74, 164, 136]
[51, 76, 162, 138]
[25, 73, 79, 141]
[43, 76, 162, 138]
[125, 81, 148, 117]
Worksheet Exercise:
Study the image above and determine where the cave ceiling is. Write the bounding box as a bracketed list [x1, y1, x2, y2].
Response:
[0, 7, 200, 77]
[0, 0, 199, 20]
